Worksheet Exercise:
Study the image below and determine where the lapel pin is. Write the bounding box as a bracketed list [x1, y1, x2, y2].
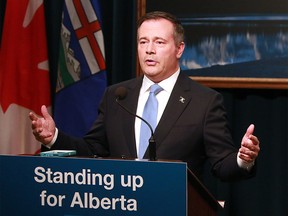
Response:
[179, 96, 185, 103]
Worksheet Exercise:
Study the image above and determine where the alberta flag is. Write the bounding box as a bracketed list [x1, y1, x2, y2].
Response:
[54, 0, 107, 137]
[0, 0, 51, 154]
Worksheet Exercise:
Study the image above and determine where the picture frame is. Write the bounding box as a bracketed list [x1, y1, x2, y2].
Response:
[137, 0, 288, 89]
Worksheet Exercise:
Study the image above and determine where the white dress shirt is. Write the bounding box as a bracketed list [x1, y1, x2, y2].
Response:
[134, 70, 180, 156]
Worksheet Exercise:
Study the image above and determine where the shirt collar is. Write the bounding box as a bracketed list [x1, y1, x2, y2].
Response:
[141, 69, 180, 94]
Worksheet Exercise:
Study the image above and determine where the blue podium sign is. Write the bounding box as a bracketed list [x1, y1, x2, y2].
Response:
[0, 155, 187, 216]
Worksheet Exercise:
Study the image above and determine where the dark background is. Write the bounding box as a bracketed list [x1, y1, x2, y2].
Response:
[146, 0, 288, 16]
[1, 0, 288, 215]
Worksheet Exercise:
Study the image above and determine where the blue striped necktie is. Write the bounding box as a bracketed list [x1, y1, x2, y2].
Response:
[139, 84, 163, 159]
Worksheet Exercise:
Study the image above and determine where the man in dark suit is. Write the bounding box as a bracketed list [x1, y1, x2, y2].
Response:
[29, 11, 260, 181]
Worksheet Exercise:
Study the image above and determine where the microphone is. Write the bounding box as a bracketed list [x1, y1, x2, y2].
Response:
[115, 87, 157, 161]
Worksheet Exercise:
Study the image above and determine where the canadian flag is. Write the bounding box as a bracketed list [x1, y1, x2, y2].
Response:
[0, 0, 51, 154]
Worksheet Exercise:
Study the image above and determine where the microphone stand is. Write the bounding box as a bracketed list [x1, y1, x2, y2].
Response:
[116, 98, 157, 161]
[148, 137, 156, 161]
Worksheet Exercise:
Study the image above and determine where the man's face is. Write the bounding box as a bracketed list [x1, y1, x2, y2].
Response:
[137, 18, 184, 82]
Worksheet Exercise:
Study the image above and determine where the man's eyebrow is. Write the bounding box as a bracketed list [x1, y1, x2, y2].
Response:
[138, 36, 166, 41]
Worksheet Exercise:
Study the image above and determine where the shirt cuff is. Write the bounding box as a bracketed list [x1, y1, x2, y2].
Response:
[42, 128, 58, 149]
[237, 152, 255, 171]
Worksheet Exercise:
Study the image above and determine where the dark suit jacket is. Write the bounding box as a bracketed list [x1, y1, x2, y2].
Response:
[52, 72, 254, 181]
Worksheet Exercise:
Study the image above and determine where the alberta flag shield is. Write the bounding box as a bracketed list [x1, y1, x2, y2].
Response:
[55, 0, 107, 137]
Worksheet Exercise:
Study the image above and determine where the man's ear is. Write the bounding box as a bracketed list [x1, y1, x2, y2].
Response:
[176, 42, 185, 59]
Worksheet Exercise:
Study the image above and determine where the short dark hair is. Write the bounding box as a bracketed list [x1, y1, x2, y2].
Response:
[137, 11, 185, 45]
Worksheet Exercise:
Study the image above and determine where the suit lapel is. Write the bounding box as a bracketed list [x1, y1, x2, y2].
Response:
[119, 77, 143, 157]
[154, 73, 192, 147]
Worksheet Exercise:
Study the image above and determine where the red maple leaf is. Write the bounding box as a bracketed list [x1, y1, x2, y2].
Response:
[0, 0, 51, 115]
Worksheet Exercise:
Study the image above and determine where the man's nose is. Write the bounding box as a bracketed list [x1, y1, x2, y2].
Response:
[146, 42, 155, 54]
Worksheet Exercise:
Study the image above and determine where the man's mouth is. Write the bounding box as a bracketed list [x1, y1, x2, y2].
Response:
[145, 59, 156, 66]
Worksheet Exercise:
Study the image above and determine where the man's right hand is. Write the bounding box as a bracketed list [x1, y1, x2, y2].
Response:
[29, 105, 56, 145]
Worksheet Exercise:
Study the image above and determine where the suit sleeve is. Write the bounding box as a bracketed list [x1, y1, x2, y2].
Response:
[50, 90, 110, 157]
[203, 92, 255, 181]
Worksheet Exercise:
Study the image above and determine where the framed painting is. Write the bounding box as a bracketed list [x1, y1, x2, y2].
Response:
[137, 0, 288, 89]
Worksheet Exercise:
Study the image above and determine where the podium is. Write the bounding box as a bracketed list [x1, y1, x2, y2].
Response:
[187, 168, 222, 215]
[0, 155, 221, 215]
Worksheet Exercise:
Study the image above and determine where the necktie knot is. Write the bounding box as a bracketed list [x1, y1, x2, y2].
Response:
[150, 84, 163, 95]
